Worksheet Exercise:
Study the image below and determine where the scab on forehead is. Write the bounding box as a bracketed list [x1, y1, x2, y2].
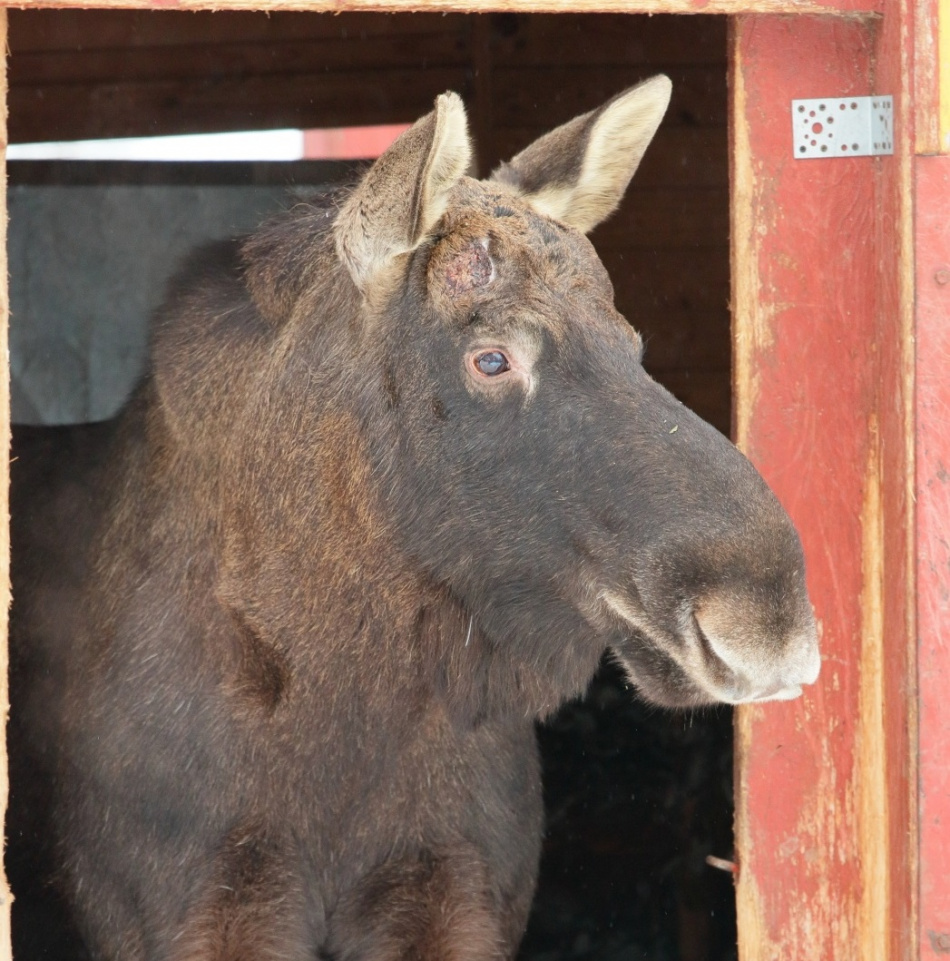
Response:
[435, 239, 495, 297]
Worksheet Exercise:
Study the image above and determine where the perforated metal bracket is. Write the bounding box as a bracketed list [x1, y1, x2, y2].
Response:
[792, 96, 894, 159]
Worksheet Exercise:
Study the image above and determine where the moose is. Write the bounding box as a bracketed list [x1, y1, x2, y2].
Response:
[9, 77, 820, 961]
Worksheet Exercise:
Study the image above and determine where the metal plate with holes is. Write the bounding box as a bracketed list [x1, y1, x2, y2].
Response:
[792, 96, 894, 159]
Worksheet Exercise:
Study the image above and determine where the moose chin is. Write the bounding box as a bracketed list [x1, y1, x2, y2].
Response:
[9, 76, 819, 961]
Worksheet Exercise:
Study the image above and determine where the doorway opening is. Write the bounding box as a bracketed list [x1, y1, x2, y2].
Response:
[8, 11, 735, 961]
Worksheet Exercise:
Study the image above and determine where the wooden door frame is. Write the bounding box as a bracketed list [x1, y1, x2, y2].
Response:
[0, 1, 940, 960]
[731, 12, 917, 959]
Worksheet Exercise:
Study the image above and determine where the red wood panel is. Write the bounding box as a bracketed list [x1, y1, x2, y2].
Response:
[871, 3, 918, 958]
[730, 14, 913, 960]
[916, 153, 950, 960]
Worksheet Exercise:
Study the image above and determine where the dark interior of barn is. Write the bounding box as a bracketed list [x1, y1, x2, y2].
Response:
[8, 11, 737, 961]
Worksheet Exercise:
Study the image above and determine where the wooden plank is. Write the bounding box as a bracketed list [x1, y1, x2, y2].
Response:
[10, 34, 473, 86]
[491, 65, 727, 129]
[601, 247, 730, 315]
[869, 1, 917, 957]
[942, 0, 950, 151]
[730, 14, 913, 961]
[622, 308, 730, 369]
[9, 9, 471, 51]
[4, 0, 884, 18]
[493, 127, 728, 186]
[591, 186, 728, 249]
[601, 250, 731, 369]
[470, 16, 495, 177]
[915, 0, 940, 153]
[912, 0, 950, 155]
[11, 80, 723, 153]
[0, 9, 12, 961]
[642, 317, 730, 370]
[628, 129, 727, 187]
[488, 12, 727, 66]
[915, 154, 950, 961]
[10, 67, 473, 142]
[650, 367, 730, 436]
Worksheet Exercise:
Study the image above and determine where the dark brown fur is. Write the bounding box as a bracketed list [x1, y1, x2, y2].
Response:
[9, 83, 818, 961]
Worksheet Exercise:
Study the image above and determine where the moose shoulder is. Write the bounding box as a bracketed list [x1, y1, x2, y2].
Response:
[10, 78, 820, 961]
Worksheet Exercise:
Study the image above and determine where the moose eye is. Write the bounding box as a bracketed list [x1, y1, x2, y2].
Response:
[474, 350, 510, 376]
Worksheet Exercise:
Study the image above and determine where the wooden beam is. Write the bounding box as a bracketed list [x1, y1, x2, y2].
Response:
[731, 13, 915, 960]
[871, 1, 918, 957]
[487, 12, 727, 64]
[913, 0, 950, 155]
[915, 154, 950, 961]
[5, 0, 883, 17]
[914, 0, 939, 153]
[10, 66, 476, 143]
[0, 9, 12, 960]
[9, 8, 470, 49]
[940, 0, 950, 151]
[490, 67, 729, 129]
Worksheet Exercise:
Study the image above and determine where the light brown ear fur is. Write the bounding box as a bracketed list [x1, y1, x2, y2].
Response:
[335, 92, 472, 291]
[490, 75, 672, 233]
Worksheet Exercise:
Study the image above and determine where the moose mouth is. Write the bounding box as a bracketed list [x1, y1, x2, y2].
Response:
[599, 589, 812, 708]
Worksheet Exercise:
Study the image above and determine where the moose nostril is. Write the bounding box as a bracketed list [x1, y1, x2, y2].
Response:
[692, 614, 723, 667]
[691, 613, 749, 697]
[691, 609, 739, 672]
[693, 600, 821, 703]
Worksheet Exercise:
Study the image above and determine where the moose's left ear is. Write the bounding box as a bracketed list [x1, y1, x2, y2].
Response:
[491, 75, 672, 234]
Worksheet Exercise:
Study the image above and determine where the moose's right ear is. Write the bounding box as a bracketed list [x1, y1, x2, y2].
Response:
[334, 92, 472, 292]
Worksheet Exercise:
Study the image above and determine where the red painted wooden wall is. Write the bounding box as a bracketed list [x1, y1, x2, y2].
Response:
[732, 1, 950, 958]
[916, 154, 950, 961]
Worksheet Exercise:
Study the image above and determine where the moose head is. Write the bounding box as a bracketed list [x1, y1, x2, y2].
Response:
[217, 77, 820, 714]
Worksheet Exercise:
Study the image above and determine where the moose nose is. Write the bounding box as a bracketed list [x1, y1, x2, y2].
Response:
[693, 600, 821, 705]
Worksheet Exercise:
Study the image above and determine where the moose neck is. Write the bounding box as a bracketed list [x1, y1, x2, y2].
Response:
[143, 278, 605, 729]
[191, 394, 597, 727]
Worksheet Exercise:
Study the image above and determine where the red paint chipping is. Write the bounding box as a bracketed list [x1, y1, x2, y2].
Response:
[916, 155, 950, 961]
